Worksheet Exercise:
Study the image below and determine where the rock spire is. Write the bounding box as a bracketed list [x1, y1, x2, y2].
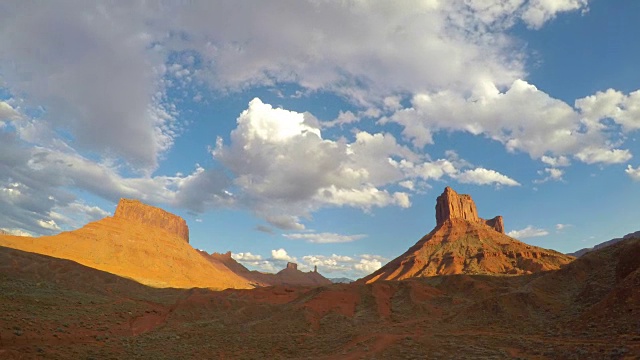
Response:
[435, 187, 504, 233]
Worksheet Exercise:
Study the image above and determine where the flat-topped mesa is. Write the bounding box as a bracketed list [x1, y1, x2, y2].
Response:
[435, 187, 504, 233]
[114, 199, 190, 243]
[286, 262, 298, 271]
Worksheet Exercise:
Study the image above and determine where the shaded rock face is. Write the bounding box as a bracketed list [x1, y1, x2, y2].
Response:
[199, 253, 332, 287]
[435, 187, 504, 233]
[114, 199, 189, 243]
[484, 216, 504, 234]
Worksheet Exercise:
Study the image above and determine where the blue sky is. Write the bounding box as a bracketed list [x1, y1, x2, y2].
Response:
[1, 1, 639, 279]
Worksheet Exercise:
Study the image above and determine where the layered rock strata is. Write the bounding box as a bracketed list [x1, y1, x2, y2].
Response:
[115, 199, 189, 243]
[360, 187, 574, 283]
[436, 187, 504, 233]
[0, 200, 252, 289]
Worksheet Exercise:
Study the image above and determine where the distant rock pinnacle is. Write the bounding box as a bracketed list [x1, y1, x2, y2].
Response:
[435, 187, 504, 233]
[114, 199, 190, 243]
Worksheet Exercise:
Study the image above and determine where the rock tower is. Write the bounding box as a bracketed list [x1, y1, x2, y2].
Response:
[435, 187, 504, 233]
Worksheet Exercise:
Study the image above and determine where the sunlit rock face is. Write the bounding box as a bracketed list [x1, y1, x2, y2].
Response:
[115, 198, 189, 243]
[360, 187, 574, 283]
[435, 187, 504, 233]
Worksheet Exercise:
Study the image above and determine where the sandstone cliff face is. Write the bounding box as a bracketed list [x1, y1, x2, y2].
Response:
[436, 187, 479, 224]
[114, 199, 189, 243]
[484, 216, 504, 234]
[0, 209, 253, 290]
[435, 187, 504, 233]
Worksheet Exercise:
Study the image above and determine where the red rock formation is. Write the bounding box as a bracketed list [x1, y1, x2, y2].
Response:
[484, 216, 504, 234]
[198, 252, 332, 287]
[198, 250, 253, 277]
[114, 198, 189, 243]
[0, 201, 252, 290]
[435, 187, 480, 224]
[435, 187, 504, 233]
[360, 187, 574, 283]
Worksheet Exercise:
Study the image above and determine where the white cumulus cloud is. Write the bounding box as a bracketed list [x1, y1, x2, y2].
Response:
[455, 168, 520, 187]
[354, 257, 384, 274]
[232, 252, 263, 262]
[0, 101, 20, 122]
[626, 165, 640, 181]
[271, 248, 296, 262]
[283, 232, 366, 244]
[214, 98, 425, 228]
[507, 226, 550, 239]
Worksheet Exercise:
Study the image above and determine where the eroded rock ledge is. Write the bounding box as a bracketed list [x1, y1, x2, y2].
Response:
[114, 199, 190, 243]
[435, 187, 504, 233]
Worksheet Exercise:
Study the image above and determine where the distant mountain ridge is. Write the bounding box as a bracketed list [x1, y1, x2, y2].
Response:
[360, 187, 573, 283]
[568, 230, 640, 257]
[198, 251, 332, 287]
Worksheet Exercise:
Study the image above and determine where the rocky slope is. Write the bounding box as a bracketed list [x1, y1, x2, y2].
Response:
[0, 199, 252, 290]
[198, 251, 332, 287]
[1, 236, 637, 359]
[361, 187, 573, 283]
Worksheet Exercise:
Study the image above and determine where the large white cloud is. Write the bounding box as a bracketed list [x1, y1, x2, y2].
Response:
[0, 1, 594, 168]
[0, 2, 176, 169]
[4, 0, 627, 239]
[214, 98, 415, 229]
[163, 1, 521, 103]
[576, 89, 640, 132]
[215, 98, 517, 229]
[385, 79, 634, 165]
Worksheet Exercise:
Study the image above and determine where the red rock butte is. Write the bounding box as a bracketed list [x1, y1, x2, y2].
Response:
[436, 186, 504, 233]
[361, 187, 574, 283]
[115, 198, 189, 243]
[0, 199, 252, 290]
